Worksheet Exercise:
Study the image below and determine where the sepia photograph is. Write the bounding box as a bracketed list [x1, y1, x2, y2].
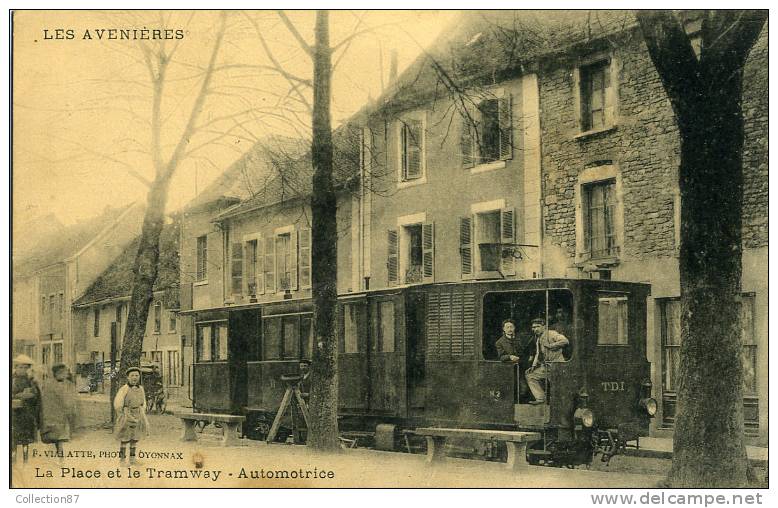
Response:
[7, 6, 769, 494]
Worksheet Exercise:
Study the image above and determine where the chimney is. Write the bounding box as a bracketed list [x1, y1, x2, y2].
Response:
[388, 49, 398, 85]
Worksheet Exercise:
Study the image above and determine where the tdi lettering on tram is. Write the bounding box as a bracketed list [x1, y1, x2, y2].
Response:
[601, 381, 626, 392]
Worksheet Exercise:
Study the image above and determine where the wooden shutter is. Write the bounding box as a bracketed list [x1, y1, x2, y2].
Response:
[299, 229, 312, 289]
[404, 120, 423, 179]
[422, 222, 435, 282]
[460, 113, 475, 168]
[500, 208, 516, 276]
[231, 242, 243, 295]
[387, 229, 399, 285]
[256, 238, 265, 295]
[498, 94, 513, 160]
[460, 216, 474, 278]
[290, 229, 299, 290]
[264, 236, 275, 293]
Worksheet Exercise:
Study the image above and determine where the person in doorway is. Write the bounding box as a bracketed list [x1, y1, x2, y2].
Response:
[495, 319, 536, 401]
[114, 367, 150, 465]
[12, 354, 40, 464]
[526, 318, 569, 404]
[39, 363, 78, 460]
[550, 306, 574, 360]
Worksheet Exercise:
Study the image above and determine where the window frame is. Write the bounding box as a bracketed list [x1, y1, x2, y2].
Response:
[195, 320, 228, 363]
[396, 112, 427, 188]
[595, 292, 629, 346]
[574, 52, 619, 136]
[575, 165, 623, 264]
[461, 88, 513, 172]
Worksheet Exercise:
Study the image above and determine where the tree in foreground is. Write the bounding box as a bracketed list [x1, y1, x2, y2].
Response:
[635, 10, 766, 487]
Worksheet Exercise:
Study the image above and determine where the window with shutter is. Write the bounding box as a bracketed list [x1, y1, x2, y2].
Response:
[387, 230, 399, 285]
[298, 229, 312, 289]
[500, 208, 516, 276]
[256, 238, 265, 294]
[460, 216, 473, 278]
[477, 99, 500, 163]
[276, 234, 292, 291]
[401, 119, 423, 181]
[422, 222, 434, 282]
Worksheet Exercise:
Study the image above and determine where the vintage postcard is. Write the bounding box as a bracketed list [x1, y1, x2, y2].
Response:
[9, 7, 768, 493]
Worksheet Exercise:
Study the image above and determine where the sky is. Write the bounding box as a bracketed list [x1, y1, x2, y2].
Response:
[12, 10, 458, 229]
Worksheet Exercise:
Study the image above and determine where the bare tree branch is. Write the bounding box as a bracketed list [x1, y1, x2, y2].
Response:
[276, 10, 314, 57]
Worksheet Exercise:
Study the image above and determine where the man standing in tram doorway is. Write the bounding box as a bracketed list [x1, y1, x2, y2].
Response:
[496, 319, 536, 401]
[526, 318, 569, 404]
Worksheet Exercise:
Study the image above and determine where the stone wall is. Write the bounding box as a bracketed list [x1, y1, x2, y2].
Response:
[539, 26, 768, 264]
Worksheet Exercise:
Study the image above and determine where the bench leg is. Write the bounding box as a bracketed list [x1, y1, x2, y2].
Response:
[222, 422, 241, 446]
[425, 436, 447, 464]
[505, 442, 529, 470]
[181, 420, 198, 442]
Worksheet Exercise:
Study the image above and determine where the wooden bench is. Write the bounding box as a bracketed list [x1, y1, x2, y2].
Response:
[413, 427, 541, 470]
[175, 412, 246, 447]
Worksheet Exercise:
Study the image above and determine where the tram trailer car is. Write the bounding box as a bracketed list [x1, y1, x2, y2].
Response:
[190, 279, 656, 466]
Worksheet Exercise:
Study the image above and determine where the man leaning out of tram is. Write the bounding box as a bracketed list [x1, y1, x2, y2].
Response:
[526, 318, 569, 404]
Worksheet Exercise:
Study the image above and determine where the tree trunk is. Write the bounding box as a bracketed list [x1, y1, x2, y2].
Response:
[307, 10, 340, 452]
[113, 179, 171, 402]
[635, 10, 766, 487]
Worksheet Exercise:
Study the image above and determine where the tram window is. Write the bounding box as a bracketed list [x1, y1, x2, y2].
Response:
[263, 318, 282, 360]
[598, 294, 629, 345]
[343, 304, 359, 353]
[301, 315, 313, 359]
[481, 290, 573, 361]
[379, 301, 395, 352]
[214, 324, 228, 360]
[283, 316, 300, 358]
[196, 322, 229, 362]
[196, 325, 211, 362]
[482, 290, 545, 361]
[262, 314, 312, 360]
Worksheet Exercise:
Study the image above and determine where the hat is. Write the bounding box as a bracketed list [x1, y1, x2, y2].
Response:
[125, 366, 141, 376]
[531, 318, 546, 326]
[13, 354, 34, 365]
[52, 363, 69, 374]
[299, 359, 311, 365]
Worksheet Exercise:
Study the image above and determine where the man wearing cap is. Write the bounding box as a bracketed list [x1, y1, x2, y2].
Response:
[12, 354, 40, 464]
[495, 319, 536, 400]
[526, 318, 569, 404]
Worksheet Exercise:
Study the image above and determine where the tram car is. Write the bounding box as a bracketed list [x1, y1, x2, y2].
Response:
[190, 278, 656, 467]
